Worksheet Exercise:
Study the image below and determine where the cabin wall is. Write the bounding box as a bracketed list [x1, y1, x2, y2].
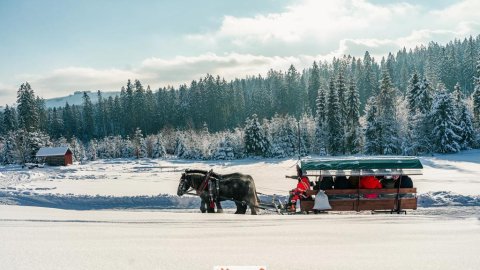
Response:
[45, 156, 67, 166]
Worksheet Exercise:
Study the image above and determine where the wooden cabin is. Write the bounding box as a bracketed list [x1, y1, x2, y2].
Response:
[36, 147, 73, 166]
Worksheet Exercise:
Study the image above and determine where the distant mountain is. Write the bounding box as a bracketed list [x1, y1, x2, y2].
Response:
[45, 91, 120, 108]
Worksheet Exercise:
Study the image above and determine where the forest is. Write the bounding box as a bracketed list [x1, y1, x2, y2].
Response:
[1, 36, 480, 164]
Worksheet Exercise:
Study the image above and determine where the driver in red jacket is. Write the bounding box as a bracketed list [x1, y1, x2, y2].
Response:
[287, 165, 312, 212]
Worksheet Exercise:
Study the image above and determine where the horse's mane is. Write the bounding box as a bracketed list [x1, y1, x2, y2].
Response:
[185, 169, 223, 179]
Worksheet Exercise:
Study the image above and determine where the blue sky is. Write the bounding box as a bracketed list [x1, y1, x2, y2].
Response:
[0, 0, 478, 104]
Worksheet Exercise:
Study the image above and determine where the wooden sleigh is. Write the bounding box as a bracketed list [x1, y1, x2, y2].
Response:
[296, 157, 422, 214]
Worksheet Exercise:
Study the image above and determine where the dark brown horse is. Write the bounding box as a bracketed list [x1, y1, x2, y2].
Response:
[177, 170, 259, 215]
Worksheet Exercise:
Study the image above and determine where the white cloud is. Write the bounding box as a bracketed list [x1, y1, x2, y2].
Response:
[2, 53, 323, 103]
[186, 0, 478, 58]
[1, 0, 479, 104]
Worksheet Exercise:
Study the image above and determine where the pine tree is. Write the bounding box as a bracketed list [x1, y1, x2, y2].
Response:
[326, 78, 343, 155]
[473, 59, 480, 129]
[3, 105, 17, 132]
[152, 135, 166, 158]
[133, 127, 146, 158]
[456, 101, 476, 149]
[17, 82, 39, 132]
[336, 71, 348, 129]
[364, 97, 381, 154]
[406, 73, 420, 115]
[285, 65, 301, 117]
[308, 61, 321, 114]
[376, 70, 400, 154]
[244, 114, 268, 156]
[2, 131, 17, 164]
[431, 85, 462, 153]
[345, 79, 362, 154]
[268, 115, 297, 158]
[315, 86, 327, 155]
[82, 92, 95, 141]
[417, 78, 433, 114]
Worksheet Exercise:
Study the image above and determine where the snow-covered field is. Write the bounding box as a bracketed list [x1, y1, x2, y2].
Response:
[1, 151, 479, 269]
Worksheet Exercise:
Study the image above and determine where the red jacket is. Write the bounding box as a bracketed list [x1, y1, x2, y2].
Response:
[359, 176, 382, 189]
[360, 176, 381, 198]
[293, 176, 311, 195]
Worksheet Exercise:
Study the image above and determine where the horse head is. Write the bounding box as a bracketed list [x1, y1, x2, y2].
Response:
[177, 173, 190, 196]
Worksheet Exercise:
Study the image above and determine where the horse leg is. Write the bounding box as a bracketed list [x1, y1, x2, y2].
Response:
[216, 201, 223, 213]
[249, 202, 258, 215]
[248, 194, 259, 215]
[234, 202, 242, 214]
[205, 198, 215, 213]
[239, 203, 247, 214]
[200, 199, 207, 213]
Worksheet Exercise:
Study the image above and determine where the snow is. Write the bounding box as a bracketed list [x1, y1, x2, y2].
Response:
[1, 151, 480, 199]
[0, 205, 479, 270]
[0, 151, 479, 269]
[36, 146, 70, 157]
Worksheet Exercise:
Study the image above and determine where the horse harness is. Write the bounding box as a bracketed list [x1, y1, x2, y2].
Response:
[187, 169, 220, 208]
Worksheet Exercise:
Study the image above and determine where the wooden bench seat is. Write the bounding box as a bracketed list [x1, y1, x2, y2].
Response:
[300, 188, 417, 213]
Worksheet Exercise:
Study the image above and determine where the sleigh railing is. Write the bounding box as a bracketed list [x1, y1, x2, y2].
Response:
[300, 188, 417, 213]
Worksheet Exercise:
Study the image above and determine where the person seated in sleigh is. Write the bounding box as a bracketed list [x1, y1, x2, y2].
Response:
[286, 165, 312, 212]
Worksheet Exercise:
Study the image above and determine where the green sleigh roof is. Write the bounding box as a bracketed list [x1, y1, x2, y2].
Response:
[300, 157, 423, 171]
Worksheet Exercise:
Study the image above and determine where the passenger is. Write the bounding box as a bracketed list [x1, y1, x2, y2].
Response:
[317, 172, 334, 190]
[287, 165, 312, 212]
[395, 175, 413, 188]
[334, 170, 350, 189]
[359, 175, 382, 198]
[380, 175, 396, 198]
[380, 175, 395, 189]
[348, 175, 360, 188]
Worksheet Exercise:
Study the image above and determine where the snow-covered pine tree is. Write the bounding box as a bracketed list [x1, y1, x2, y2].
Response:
[17, 82, 39, 132]
[213, 132, 236, 160]
[326, 79, 343, 155]
[376, 70, 401, 155]
[451, 83, 476, 149]
[152, 135, 166, 159]
[132, 127, 146, 158]
[3, 105, 17, 132]
[345, 79, 362, 154]
[473, 59, 480, 129]
[121, 136, 133, 158]
[299, 113, 314, 155]
[82, 92, 95, 141]
[456, 101, 476, 149]
[431, 85, 462, 153]
[174, 136, 188, 158]
[406, 73, 420, 115]
[1, 131, 17, 164]
[69, 136, 83, 162]
[416, 77, 433, 114]
[244, 114, 268, 157]
[87, 139, 97, 161]
[308, 61, 321, 114]
[336, 71, 348, 129]
[452, 82, 463, 109]
[364, 97, 381, 155]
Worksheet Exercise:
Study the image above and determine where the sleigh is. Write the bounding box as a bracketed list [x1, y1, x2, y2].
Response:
[297, 157, 422, 214]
